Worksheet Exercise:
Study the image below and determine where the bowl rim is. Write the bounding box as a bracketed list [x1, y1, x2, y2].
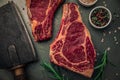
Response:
[79, 0, 98, 7]
[89, 6, 112, 29]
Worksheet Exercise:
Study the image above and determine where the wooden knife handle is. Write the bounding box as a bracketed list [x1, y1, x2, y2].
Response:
[14, 74, 26, 80]
[12, 66, 27, 80]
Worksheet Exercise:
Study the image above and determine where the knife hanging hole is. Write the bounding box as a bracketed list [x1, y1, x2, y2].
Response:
[8, 44, 20, 67]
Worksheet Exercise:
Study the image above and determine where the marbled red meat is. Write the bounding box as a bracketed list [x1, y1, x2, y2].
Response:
[26, 0, 63, 41]
[50, 3, 96, 78]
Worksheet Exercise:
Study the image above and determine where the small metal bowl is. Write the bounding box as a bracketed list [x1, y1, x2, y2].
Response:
[89, 6, 112, 29]
[79, 0, 97, 7]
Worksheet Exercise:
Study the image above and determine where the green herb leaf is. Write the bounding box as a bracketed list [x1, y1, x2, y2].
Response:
[41, 61, 70, 80]
[41, 62, 62, 80]
[94, 50, 107, 80]
[94, 67, 103, 80]
[94, 49, 118, 80]
[94, 64, 103, 70]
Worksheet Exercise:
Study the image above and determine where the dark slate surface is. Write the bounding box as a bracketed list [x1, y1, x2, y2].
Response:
[0, 0, 119, 80]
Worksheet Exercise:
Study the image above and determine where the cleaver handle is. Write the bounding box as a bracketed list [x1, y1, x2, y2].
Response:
[12, 65, 27, 80]
[15, 75, 26, 80]
[8, 45, 27, 80]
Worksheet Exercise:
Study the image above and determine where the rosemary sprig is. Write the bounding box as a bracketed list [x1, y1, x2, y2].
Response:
[94, 50, 117, 80]
[94, 50, 107, 80]
[94, 50, 107, 70]
[41, 61, 69, 80]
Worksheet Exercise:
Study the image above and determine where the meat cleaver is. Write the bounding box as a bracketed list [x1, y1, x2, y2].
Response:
[0, 1, 37, 80]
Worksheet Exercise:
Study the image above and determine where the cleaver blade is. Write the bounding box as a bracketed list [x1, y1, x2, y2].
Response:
[0, 1, 37, 80]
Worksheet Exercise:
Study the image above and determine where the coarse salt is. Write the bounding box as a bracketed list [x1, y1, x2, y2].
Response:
[118, 27, 120, 30]
[114, 30, 117, 33]
[106, 47, 111, 51]
[115, 73, 119, 76]
[116, 42, 119, 44]
[103, 1, 107, 7]
[97, 53, 100, 56]
[108, 31, 111, 34]
[101, 38, 104, 42]
[103, 1, 106, 4]
[114, 36, 117, 41]
[104, 4, 107, 7]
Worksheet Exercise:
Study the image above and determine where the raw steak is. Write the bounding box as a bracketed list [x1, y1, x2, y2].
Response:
[26, 0, 62, 41]
[50, 3, 96, 78]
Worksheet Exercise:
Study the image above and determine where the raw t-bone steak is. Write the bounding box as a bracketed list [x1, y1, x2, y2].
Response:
[50, 3, 96, 78]
[26, 0, 62, 41]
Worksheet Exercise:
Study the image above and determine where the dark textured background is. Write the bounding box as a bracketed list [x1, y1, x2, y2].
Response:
[0, 0, 120, 80]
